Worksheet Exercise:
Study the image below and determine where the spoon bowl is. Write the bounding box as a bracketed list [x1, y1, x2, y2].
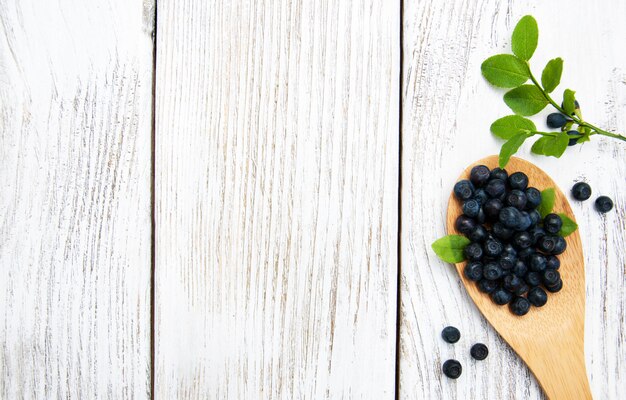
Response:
[447, 155, 591, 399]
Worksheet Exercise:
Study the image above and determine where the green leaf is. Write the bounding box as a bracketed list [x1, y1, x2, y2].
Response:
[481, 54, 530, 88]
[530, 131, 569, 158]
[557, 213, 578, 237]
[578, 131, 591, 143]
[563, 89, 577, 115]
[490, 115, 536, 140]
[431, 235, 470, 263]
[539, 188, 556, 217]
[541, 58, 563, 93]
[511, 15, 539, 61]
[499, 132, 530, 168]
[504, 85, 549, 116]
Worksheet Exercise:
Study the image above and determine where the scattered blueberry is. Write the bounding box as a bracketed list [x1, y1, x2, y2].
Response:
[513, 231, 533, 249]
[595, 196, 614, 213]
[485, 179, 506, 199]
[454, 180, 475, 201]
[483, 262, 503, 281]
[492, 222, 514, 241]
[442, 326, 461, 343]
[528, 253, 547, 272]
[528, 226, 546, 245]
[525, 187, 542, 209]
[512, 260, 528, 277]
[503, 274, 523, 292]
[470, 343, 489, 361]
[470, 165, 491, 187]
[506, 190, 528, 210]
[498, 253, 517, 270]
[468, 225, 489, 243]
[463, 199, 482, 218]
[525, 271, 542, 287]
[545, 279, 563, 293]
[455, 215, 477, 235]
[490, 167, 508, 181]
[543, 213, 563, 234]
[464, 261, 483, 281]
[527, 287, 548, 307]
[546, 113, 568, 128]
[546, 255, 560, 270]
[571, 182, 592, 201]
[510, 296, 531, 316]
[551, 236, 567, 255]
[478, 279, 498, 294]
[464, 242, 484, 261]
[514, 283, 530, 296]
[537, 235, 558, 254]
[517, 247, 535, 262]
[442, 359, 462, 379]
[499, 207, 523, 229]
[527, 209, 542, 227]
[474, 188, 490, 205]
[484, 198, 504, 221]
[483, 238, 504, 258]
[542, 270, 561, 287]
[491, 288, 513, 305]
[508, 172, 529, 191]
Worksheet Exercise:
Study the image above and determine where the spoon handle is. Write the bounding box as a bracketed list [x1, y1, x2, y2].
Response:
[531, 343, 591, 400]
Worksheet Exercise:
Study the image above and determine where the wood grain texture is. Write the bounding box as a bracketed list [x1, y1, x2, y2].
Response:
[0, 0, 154, 398]
[447, 156, 590, 400]
[400, 1, 626, 398]
[154, 0, 399, 398]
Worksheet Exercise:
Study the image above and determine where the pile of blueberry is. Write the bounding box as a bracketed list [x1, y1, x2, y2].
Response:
[453, 166, 566, 316]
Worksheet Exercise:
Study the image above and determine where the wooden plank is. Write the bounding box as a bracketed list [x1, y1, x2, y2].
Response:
[154, 0, 399, 398]
[0, 1, 154, 398]
[399, 1, 626, 398]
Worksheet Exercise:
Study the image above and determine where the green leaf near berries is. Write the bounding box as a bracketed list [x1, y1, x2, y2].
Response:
[431, 235, 470, 263]
[541, 57, 563, 93]
[481, 54, 530, 88]
[531, 131, 569, 158]
[557, 213, 578, 237]
[490, 115, 536, 140]
[504, 85, 549, 116]
[539, 188, 556, 217]
[499, 132, 531, 168]
[563, 89, 577, 115]
[578, 131, 592, 143]
[511, 15, 539, 61]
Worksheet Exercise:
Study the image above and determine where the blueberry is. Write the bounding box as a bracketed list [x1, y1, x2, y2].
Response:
[499, 207, 522, 229]
[517, 247, 535, 262]
[510, 296, 531, 316]
[567, 130, 579, 146]
[545, 279, 563, 293]
[483, 238, 503, 258]
[513, 231, 533, 249]
[503, 243, 517, 256]
[571, 182, 592, 201]
[475, 208, 486, 224]
[552, 236, 567, 255]
[506, 189, 528, 210]
[478, 279, 498, 294]
[463, 199, 481, 218]
[525, 271, 542, 287]
[483, 262, 503, 281]
[470, 165, 491, 187]
[525, 187, 542, 209]
[537, 235, 558, 254]
[595, 196, 614, 213]
[454, 180, 475, 201]
[464, 261, 483, 281]
[527, 287, 548, 307]
[543, 213, 563, 234]
[468, 225, 489, 243]
[442, 359, 462, 379]
[508, 172, 529, 191]
[455, 215, 477, 235]
[470, 343, 489, 361]
[514, 283, 530, 296]
[492, 288, 513, 305]
[503, 274, 522, 292]
[441, 326, 461, 343]
[515, 211, 532, 231]
[498, 253, 517, 270]
[529, 226, 546, 245]
[485, 179, 506, 199]
[512, 260, 528, 277]
[464, 242, 484, 261]
[473, 188, 489, 205]
[490, 167, 508, 181]
[528, 209, 541, 227]
[546, 112, 568, 128]
[546, 255, 560, 270]
[542, 269, 561, 287]
[529, 253, 547, 272]
[492, 222, 514, 241]
[484, 198, 504, 221]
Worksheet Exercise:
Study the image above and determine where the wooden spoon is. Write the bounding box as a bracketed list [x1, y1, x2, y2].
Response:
[447, 155, 591, 400]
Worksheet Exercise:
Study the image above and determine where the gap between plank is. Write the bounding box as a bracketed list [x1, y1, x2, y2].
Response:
[149, 2, 158, 399]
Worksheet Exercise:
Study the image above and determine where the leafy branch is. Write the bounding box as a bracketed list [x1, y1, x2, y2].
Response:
[481, 15, 626, 168]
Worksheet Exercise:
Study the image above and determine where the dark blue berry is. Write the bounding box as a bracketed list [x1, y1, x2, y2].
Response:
[567, 130, 579, 146]
[490, 167, 508, 181]
[473, 188, 489, 205]
[542, 269, 561, 287]
[528, 209, 541, 227]
[528, 287, 548, 307]
[546, 255, 560, 270]
[503, 274, 522, 292]
[543, 213, 563, 234]
[529, 253, 547, 272]
[552, 236, 567, 255]
[492, 222, 514, 241]
[491, 288, 513, 305]
[463, 199, 481, 218]
[470, 165, 491, 187]
[483, 238, 503, 258]
[513, 231, 533, 249]
[470, 343, 489, 360]
[499, 207, 522, 229]
[455, 215, 477, 235]
[464, 261, 483, 281]
[498, 253, 517, 270]
[515, 211, 532, 231]
[464, 242, 484, 261]
[514, 283, 530, 296]
[506, 189, 527, 210]
[517, 247, 535, 262]
[528, 226, 546, 245]
[503, 243, 517, 256]
[595, 196, 614, 213]
[525, 271, 541, 287]
[468, 225, 488, 243]
[525, 187, 542, 209]
[537, 235, 558, 254]
[485, 179, 506, 199]
[478, 279, 498, 294]
[571, 182, 591, 201]
[512, 260, 528, 277]
[546, 112, 568, 128]
[509, 296, 531, 316]
[484, 198, 504, 221]
[442, 326, 461, 343]
[483, 262, 503, 281]
[545, 279, 563, 293]
[454, 180, 474, 201]
[508, 172, 529, 190]
[475, 208, 486, 224]
[442, 359, 462, 379]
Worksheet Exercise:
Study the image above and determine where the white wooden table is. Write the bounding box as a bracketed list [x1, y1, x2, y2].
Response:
[1, 0, 624, 398]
